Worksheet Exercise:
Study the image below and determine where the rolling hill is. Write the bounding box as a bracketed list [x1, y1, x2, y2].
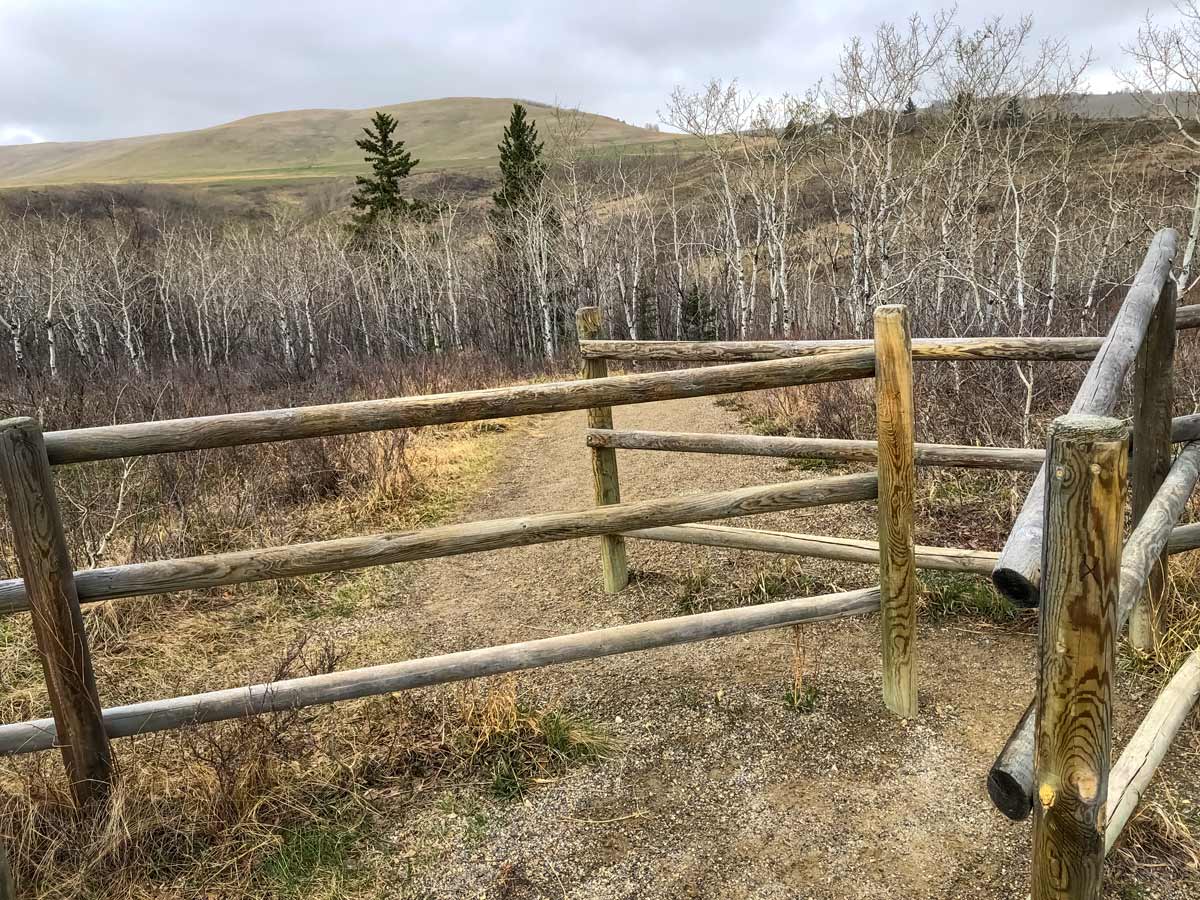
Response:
[0, 97, 675, 188]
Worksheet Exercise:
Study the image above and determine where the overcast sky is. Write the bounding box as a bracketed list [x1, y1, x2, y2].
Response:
[0, 0, 1181, 145]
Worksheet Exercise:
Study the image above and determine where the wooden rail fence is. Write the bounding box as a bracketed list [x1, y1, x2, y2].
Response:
[573, 228, 1200, 898]
[0, 228, 1196, 898]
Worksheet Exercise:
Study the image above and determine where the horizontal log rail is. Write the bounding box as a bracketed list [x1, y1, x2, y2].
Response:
[987, 438, 1200, 821]
[628, 521, 1200, 574]
[627, 523, 999, 574]
[589, 429, 1044, 472]
[578, 303, 1200, 364]
[42, 350, 877, 466]
[0, 472, 879, 614]
[587, 416, 1200, 472]
[581, 336, 1104, 362]
[0, 585, 881, 755]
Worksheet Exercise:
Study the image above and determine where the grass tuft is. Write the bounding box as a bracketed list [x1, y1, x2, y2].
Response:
[1113, 788, 1200, 874]
[920, 571, 1021, 625]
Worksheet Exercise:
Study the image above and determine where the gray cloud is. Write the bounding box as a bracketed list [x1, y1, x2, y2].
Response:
[0, 0, 1184, 144]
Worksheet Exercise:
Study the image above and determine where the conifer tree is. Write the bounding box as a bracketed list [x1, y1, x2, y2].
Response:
[350, 111, 419, 229]
[492, 103, 546, 216]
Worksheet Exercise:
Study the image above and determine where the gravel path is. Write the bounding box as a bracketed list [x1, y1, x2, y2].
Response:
[375, 395, 1191, 899]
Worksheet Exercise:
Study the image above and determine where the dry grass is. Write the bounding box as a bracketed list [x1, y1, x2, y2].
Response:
[1114, 787, 1200, 878]
[0, 358, 619, 899]
[0, 669, 611, 900]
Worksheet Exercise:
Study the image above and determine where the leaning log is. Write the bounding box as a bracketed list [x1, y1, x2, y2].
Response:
[1104, 648, 1200, 854]
[42, 349, 878, 465]
[0, 585, 881, 755]
[992, 229, 1177, 607]
[987, 438, 1200, 821]
[0, 472, 878, 613]
[587, 428, 1044, 471]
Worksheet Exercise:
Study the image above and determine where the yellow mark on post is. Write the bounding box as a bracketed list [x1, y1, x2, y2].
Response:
[1039, 783, 1057, 809]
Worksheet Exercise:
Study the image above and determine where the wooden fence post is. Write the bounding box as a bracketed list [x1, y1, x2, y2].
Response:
[1032, 415, 1126, 900]
[576, 307, 629, 593]
[0, 418, 112, 806]
[874, 305, 917, 718]
[1129, 277, 1177, 652]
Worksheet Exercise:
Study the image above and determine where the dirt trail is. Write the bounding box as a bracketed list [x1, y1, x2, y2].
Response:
[381, 396, 1156, 899]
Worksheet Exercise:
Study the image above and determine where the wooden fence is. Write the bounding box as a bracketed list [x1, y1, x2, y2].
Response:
[0, 227, 1196, 897]
[575, 228, 1200, 898]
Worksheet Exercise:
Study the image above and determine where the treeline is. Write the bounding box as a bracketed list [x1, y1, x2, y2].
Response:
[1, 12, 1198, 381]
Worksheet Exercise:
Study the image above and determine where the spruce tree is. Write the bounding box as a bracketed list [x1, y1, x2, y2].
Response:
[492, 103, 546, 216]
[1005, 96, 1025, 128]
[350, 111, 419, 229]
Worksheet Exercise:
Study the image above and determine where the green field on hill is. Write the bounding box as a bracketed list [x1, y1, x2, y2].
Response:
[0, 97, 677, 188]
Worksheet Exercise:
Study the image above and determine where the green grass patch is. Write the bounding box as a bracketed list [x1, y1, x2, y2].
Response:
[742, 414, 792, 437]
[783, 681, 820, 714]
[920, 571, 1018, 624]
[781, 456, 839, 472]
[255, 815, 368, 898]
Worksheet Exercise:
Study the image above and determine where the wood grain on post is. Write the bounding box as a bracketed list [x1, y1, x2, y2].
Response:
[1128, 278, 1177, 651]
[874, 306, 918, 718]
[993, 229, 1176, 607]
[0, 418, 112, 807]
[0, 586, 881, 754]
[1031, 415, 1126, 900]
[576, 306, 628, 593]
[987, 439, 1200, 821]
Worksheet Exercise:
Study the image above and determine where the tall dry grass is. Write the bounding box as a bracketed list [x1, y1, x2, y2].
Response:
[0, 352, 617, 898]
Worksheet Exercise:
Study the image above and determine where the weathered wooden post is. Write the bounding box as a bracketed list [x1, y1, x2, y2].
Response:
[1129, 277, 1177, 652]
[576, 307, 629, 593]
[0, 418, 112, 806]
[1032, 415, 1126, 900]
[874, 305, 917, 718]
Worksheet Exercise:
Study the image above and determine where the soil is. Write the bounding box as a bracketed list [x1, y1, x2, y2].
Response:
[371, 396, 1200, 899]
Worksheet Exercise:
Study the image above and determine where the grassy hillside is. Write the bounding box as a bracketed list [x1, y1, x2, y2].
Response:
[0, 97, 676, 188]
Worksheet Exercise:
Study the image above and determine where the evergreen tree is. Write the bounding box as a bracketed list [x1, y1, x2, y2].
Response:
[350, 111, 419, 229]
[903, 97, 918, 116]
[1005, 95, 1025, 128]
[492, 103, 546, 216]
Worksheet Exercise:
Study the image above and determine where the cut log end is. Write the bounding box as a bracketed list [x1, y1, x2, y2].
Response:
[987, 767, 1034, 821]
[992, 567, 1039, 608]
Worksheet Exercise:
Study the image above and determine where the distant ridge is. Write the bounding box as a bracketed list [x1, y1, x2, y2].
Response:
[0, 97, 674, 188]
